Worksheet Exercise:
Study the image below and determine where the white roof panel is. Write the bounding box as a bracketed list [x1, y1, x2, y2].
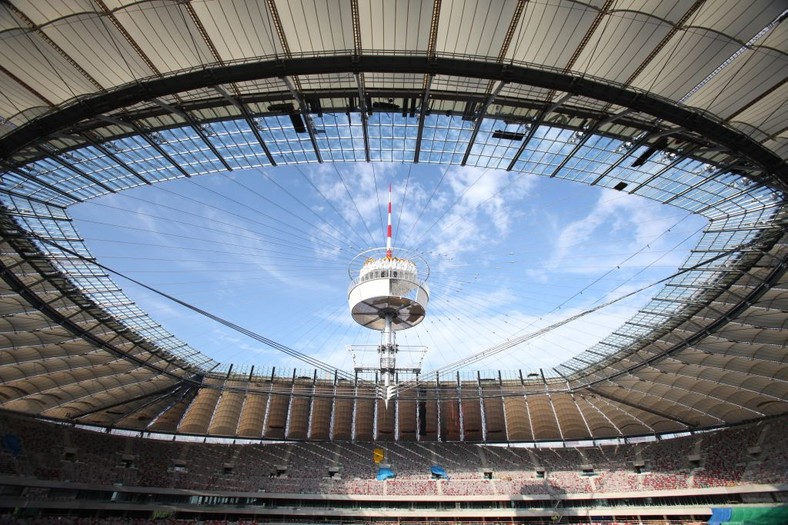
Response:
[359, 0, 433, 53]
[191, 0, 283, 60]
[274, 0, 354, 55]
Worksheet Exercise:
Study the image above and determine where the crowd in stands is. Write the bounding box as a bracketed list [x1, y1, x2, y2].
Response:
[0, 412, 786, 498]
[0, 518, 697, 525]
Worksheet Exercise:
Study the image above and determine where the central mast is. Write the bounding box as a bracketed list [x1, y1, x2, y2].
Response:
[347, 185, 430, 402]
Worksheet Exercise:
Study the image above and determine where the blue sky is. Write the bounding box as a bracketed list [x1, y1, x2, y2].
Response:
[69, 162, 706, 377]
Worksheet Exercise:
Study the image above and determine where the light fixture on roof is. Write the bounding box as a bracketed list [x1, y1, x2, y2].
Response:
[615, 140, 634, 154]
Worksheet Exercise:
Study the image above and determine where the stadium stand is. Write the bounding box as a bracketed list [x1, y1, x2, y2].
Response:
[1, 411, 786, 523]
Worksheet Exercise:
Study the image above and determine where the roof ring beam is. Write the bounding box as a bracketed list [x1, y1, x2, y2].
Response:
[0, 56, 784, 185]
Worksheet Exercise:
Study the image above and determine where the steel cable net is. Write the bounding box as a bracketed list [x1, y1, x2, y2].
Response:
[0, 1, 784, 441]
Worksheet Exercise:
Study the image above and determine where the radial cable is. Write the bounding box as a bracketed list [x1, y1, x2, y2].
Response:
[26, 231, 358, 382]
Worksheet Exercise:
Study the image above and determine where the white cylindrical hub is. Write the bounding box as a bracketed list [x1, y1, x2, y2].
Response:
[348, 254, 429, 331]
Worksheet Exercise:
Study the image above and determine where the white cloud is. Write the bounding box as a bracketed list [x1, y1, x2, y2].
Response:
[546, 190, 694, 274]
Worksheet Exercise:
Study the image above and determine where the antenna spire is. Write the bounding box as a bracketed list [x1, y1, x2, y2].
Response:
[386, 184, 393, 259]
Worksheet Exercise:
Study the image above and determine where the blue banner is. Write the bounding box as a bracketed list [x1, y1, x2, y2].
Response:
[430, 464, 448, 479]
[376, 467, 395, 481]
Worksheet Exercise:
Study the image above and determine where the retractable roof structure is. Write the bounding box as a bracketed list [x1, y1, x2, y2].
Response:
[0, 0, 785, 441]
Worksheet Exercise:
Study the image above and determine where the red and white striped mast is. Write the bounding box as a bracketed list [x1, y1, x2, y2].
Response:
[386, 184, 393, 259]
[347, 183, 430, 404]
[381, 184, 395, 397]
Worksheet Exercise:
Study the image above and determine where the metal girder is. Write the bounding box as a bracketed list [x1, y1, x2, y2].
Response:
[580, 251, 786, 389]
[94, 0, 161, 77]
[0, 64, 53, 107]
[0, 55, 783, 186]
[0, 244, 197, 383]
[414, 75, 433, 164]
[0, 188, 67, 209]
[74, 381, 194, 420]
[37, 149, 117, 194]
[662, 166, 730, 205]
[461, 81, 507, 166]
[151, 98, 232, 171]
[355, 73, 371, 162]
[74, 133, 151, 185]
[629, 146, 700, 194]
[213, 86, 276, 166]
[97, 116, 191, 178]
[506, 93, 573, 171]
[548, 109, 632, 178]
[589, 129, 671, 186]
[4, 165, 79, 204]
[588, 386, 697, 428]
[281, 76, 323, 163]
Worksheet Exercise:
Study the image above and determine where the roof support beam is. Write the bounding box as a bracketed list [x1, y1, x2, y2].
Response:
[548, 109, 632, 178]
[0, 188, 66, 209]
[94, 0, 162, 77]
[507, 93, 573, 171]
[281, 76, 323, 163]
[75, 381, 192, 420]
[213, 86, 276, 166]
[588, 386, 696, 428]
[0, 64, 53, 107]
[414, 75, 433, 164]
[6, 3, 104, 91]
[582, 249, 786, 388]
[4, 165, 79, 204]
[151, 99, 232, 171]
[589, 129, 670, 186]
[355, 73, 371, 162]
[628, 146, 700, 194]
[0, 55, 784, 184]
[693, 186, 761, 216]
[87, 138, 151, 185]
[662, 166, 729, 205]
[461, 81, 507, 165]
[0, 244, 196, 382]
[37, 149, 116, 194]
[97, 116, 191, 178]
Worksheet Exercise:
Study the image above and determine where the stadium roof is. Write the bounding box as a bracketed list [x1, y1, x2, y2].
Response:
[0, 0, 785, 442]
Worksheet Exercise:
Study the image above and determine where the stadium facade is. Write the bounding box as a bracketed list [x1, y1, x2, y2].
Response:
[0, 1, 786, 523]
